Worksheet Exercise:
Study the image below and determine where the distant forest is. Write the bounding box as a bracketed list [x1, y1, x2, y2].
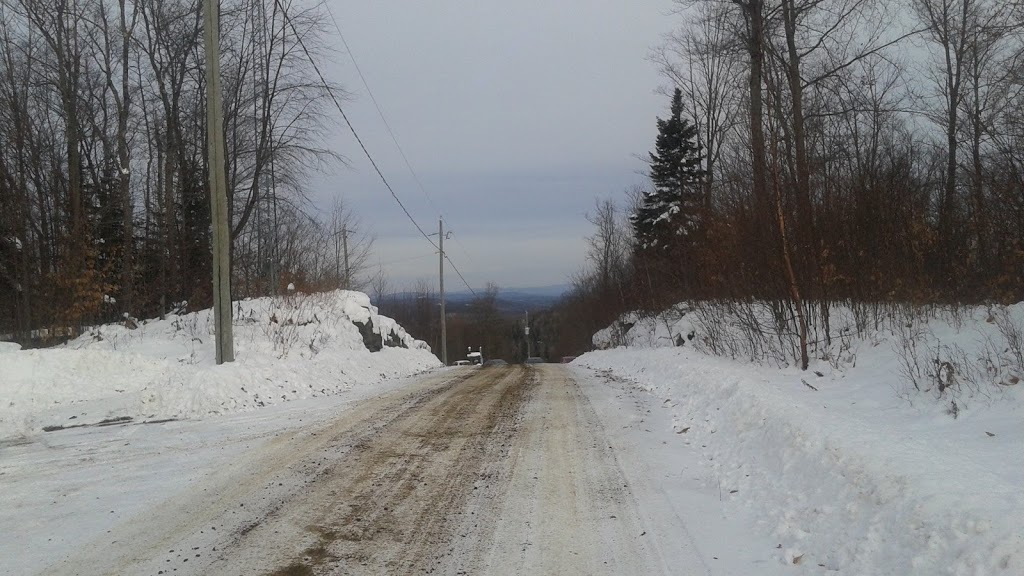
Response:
[377, 283, 562, 365]
[3, 0, 1024, 367]
[553, 0, 1024, 365]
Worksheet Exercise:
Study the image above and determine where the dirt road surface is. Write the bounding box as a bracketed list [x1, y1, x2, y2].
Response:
[34, 365, 711, 576]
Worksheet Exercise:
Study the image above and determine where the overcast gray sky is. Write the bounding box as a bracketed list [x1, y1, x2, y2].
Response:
[311, 0, 676, 291]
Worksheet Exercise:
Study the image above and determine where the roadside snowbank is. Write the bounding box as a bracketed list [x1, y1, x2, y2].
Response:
[0, 290, 440, 439]
[577, 304, 1024, 574]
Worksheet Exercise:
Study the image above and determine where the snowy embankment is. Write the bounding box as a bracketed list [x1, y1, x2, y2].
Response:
[0, 290, 441, 440]
[577, 303, 1024, 574]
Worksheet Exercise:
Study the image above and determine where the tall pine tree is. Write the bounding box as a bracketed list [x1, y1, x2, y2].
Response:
[632, 88, 705, 250]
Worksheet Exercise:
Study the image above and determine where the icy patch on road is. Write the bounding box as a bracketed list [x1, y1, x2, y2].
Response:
[0, 290, 441, 439]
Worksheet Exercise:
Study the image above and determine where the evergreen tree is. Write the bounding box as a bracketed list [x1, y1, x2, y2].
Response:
[632, 88, 705, 250]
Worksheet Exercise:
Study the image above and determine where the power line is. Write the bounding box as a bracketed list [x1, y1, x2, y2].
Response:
[274, 0, 435, 249]
[274, 0, 477, 298]
[325, 9, 443, 220]
[448, 233, 479, 272]
[324, 7, 480, 290]
[444, 253, 475, 297]
[438, 238, 476, 297]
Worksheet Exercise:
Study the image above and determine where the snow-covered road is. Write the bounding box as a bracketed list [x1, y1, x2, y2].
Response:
[2, 365, 787, 575]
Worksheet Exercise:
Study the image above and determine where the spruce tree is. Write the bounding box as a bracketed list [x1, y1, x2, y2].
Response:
[632, 88, 705, 250]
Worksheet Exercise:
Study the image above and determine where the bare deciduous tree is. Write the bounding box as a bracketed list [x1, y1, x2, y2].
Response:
[0, 0, 360, 339]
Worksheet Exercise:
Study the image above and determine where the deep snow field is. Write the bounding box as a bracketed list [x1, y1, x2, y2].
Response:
[2, 293, 1022, 574]
[0, 290, 441, 440]
[579, 302, 1024, 574]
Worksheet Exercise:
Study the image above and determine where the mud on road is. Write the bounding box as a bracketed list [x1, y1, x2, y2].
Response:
[214, 365, 537, 576]
[45, 365, 664, 576]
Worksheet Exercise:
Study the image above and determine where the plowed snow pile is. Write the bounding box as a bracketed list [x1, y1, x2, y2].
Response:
[577, 303, 1024, 574]
[0, 290, 440, 439]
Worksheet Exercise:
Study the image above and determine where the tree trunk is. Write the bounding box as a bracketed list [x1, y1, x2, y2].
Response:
[164, 122, 177, 308]
[772, 146, 810, 370]
[782, 0, 816, 296]
[747, 0, 769, 221]
[52, 3, 86, 275]
[118, 0, 134, 316]
[734, 0, 772, 293]
[157, 129, 167, 318]
[969, 40, 987, 277]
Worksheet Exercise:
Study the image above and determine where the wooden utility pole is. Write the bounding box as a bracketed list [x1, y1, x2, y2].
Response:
[525, 310, 531, 359]
[439, 218, 447, 366]
[203, 0, 234, 363]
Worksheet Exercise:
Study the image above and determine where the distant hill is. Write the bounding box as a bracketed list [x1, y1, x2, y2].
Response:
[382, 284, 570, 314]
[498, 285, 572, 299]
[449, 285, 568, 310]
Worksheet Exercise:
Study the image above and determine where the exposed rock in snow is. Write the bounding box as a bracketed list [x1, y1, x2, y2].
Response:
[0, 290, 440, 439]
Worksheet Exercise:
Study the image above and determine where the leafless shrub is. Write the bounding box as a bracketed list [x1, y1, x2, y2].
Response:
[168, 308, 206, 364]
[822, 325, 858, 371]
[891, 305, 1010, 413]
[690, 299, 797, 367]
[658, 303, 692, 347]
[893, 317, 927, 398]
[926, 343, 983, 402]
[687, 300, 1020, 402]
[992, 308, 1024, 373]
[260, 294, 321, 358]
[691, 301, 734, 358]
[849, 301, 872, 339]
